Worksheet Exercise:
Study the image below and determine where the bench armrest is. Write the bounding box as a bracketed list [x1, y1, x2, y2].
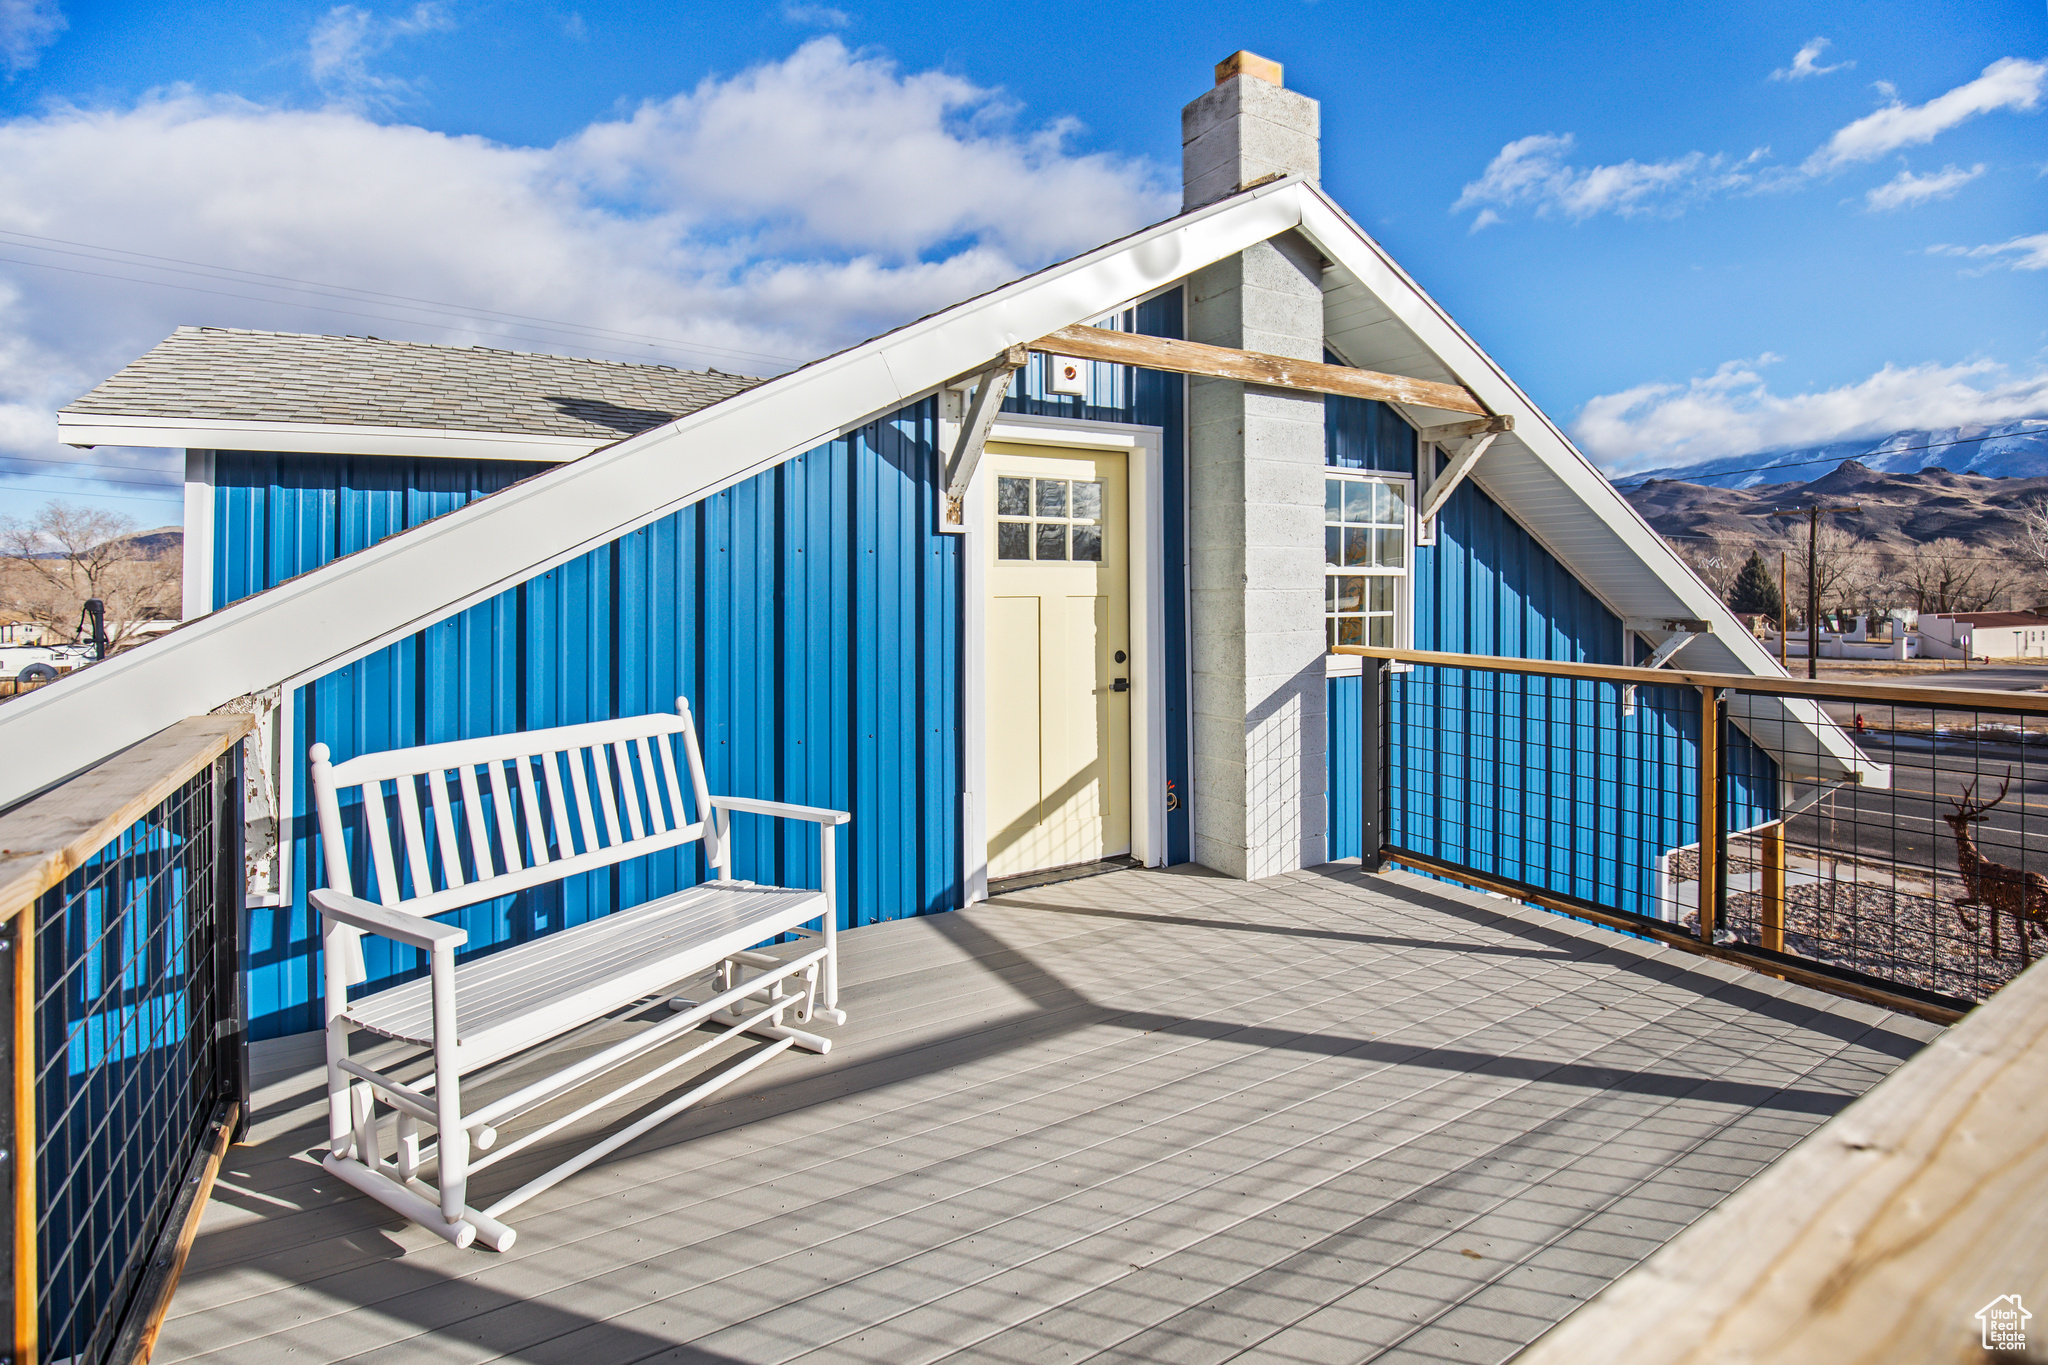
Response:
[311, 888, 469, 951]
[709, 795, 851, 827]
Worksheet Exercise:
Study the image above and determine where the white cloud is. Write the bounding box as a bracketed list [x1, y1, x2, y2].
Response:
[1864, 162, 1984, 211]
[1806, 57, 2047, 173]
[308, 3, 453, 107]
[1772, 38, 1850, 82]
[0, 0, 64, 75]
[1574, 355, 2048, 473]
[1928, 232, 2048, 273]
[781, 2, 851, 27]
[0, 38, 1172, 513]
[1453, 133, 1758, 226]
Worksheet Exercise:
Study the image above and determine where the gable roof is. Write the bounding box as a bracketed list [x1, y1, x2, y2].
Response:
[58, 326, 762, 460]
[0, 177, 1872, 806]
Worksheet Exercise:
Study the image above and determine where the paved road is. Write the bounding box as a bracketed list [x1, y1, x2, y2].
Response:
[1779, 732, 2048, 877]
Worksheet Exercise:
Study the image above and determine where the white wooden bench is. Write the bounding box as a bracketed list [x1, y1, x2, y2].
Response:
[308, 699, 848, 1251]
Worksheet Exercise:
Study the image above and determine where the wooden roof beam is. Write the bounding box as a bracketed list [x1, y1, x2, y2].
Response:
[1029, 324, 1488, 417]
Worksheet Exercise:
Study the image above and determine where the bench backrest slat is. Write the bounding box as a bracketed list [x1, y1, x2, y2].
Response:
[312, 700, 715, 939]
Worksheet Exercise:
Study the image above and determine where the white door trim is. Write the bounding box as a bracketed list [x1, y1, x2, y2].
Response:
[962, 412, 1166, 904]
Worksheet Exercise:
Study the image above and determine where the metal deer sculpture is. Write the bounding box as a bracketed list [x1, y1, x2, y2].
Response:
[1943, 771, 2048, 966]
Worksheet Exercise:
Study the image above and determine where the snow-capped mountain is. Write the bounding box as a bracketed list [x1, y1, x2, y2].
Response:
[1613, 419, 2048, 489]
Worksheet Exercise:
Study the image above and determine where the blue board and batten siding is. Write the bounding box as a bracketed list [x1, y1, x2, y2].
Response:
[1323, 393, 1776, 919]
[229, 405, 961, 1039]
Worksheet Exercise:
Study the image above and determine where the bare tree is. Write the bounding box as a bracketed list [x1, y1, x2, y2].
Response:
[1781, 521, 1883, 625]
[0, 502, 180, 652]
[1674, 537, 1739, 603]
[1896, 537, 2025, 615]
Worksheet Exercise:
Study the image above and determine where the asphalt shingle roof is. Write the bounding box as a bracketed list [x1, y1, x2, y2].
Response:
[62, 327, 765, 443]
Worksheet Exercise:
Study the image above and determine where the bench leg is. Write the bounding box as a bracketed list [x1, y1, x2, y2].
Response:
[817, 820, 846, 1026]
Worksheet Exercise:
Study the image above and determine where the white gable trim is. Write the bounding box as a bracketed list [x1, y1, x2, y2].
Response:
[0, 182, 1304, 808]
[1296, 187, 1880, 786]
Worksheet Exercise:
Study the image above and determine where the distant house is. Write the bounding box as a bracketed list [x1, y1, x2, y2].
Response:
[1921, 611, 2048, 660]
[14, 52, 1860, 1040]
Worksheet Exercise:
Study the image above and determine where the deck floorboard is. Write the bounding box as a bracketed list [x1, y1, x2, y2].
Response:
[158, 865, 1940, 1364]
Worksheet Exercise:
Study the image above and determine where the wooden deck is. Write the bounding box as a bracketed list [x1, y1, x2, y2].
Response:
[158, 864, 1941, 1365]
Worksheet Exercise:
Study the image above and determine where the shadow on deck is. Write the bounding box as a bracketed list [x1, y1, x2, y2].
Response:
[158, 864, 1940, 1365]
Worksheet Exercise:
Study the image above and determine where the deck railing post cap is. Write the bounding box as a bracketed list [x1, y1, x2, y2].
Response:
[309, 742, 331, 763]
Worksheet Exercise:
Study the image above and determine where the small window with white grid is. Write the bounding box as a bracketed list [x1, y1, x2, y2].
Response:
[1325, 473, 1409, 649]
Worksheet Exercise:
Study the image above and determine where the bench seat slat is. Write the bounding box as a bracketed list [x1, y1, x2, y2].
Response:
[344, 882, 824, 1063]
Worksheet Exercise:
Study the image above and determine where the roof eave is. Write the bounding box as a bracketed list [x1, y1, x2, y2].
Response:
[56, 412, 598, 462]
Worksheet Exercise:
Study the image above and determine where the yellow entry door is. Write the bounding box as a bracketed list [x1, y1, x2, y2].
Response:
[985, 443, 1131, 879]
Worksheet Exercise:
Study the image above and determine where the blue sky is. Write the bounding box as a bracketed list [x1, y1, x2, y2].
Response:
[0, 0, 2042, 525]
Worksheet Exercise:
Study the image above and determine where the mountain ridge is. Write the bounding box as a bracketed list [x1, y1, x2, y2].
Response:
[1615, 419, 2048, 489]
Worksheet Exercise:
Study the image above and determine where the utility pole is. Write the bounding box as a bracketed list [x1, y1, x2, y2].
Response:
[1771, 505, 1862, 679]
[1778, 551, 1788, 667]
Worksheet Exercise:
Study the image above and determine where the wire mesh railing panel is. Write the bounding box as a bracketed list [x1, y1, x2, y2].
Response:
[33, 754, 234, 1365]
[1715, 690, 2039, 1006]
[1386, 664, 1744, 925]
[1355, 647, 2038, 1017]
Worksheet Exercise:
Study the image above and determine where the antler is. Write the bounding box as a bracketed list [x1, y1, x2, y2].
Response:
[1949, 769, 2015, 819]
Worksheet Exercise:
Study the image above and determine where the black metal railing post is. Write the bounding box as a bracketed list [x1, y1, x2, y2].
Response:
[1362, 661, 1387, 872]
[0, 908, 16, 1365]
[213, 746, 249, 1141]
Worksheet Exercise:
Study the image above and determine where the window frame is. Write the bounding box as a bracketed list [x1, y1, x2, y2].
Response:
[1323, 469, 1414, 654]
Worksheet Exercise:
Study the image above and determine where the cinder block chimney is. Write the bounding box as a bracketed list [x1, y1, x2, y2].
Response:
[1182, 52, 1329, 880]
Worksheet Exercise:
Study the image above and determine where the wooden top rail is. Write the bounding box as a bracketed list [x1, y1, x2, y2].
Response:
[0, 714, 252, 925]
[1030, 325, 1490, 417]
[1511, 954, 2048, 1364]
[1336, 644, 2048, 715]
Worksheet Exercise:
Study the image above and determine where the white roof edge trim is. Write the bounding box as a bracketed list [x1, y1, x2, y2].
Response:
[57, 413, 596, 462]
[0, 180, 1310, 809]
[1296, 186, 1876, 783]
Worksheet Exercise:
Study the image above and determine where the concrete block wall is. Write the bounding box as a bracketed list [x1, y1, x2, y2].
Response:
[1182, 57, 1329, 880]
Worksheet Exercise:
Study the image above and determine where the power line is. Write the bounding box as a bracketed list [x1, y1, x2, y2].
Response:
[0, 480, 180, 509]
[0, 228, 804, 369]
[0, 247, 805, 374]
[1609, 424, 2048, 489]
[1657, 529, 2034, 564]
[0, 452, 180, 482]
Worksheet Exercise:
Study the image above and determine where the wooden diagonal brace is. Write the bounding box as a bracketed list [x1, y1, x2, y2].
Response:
[942, 345, 1027, 526]
[1418, 432, 1498, 523]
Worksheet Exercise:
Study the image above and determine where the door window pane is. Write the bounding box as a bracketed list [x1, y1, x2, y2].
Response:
[1035, 479, 1068, 518]
[997, 477, 1031, 517]
[997, 522, 1030, 560]
[1072, 481, 1103, 520]
[1035, 523, 1067, 560]
[1071, 526, 1102, 562]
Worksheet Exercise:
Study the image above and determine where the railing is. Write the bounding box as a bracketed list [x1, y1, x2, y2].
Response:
[0, 715, 251, 1365]
[1340, 646, 2048, 1023]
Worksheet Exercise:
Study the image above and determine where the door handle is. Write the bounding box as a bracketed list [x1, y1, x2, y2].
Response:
[1111, 678, 1129, 693]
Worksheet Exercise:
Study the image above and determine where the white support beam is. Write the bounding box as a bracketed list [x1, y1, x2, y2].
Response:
[1417, 431, 1498, 524]
[941, 345, 1027, 528]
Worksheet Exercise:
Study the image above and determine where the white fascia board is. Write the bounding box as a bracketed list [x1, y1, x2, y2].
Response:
[1297, 186, 1881, 786]
[0, 181, 1308, 810]
[57, 412, 593, 462]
